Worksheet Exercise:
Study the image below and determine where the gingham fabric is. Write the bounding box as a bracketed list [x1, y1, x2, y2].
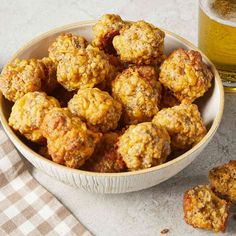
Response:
[0, 125, 92, 236]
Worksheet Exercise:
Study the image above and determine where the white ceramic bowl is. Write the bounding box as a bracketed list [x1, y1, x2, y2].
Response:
[0, 21, 224, 194]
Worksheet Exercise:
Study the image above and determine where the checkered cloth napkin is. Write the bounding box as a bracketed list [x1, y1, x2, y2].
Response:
[0, 125, 92, 236]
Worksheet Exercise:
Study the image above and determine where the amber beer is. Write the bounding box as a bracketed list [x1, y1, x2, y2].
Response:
[199, 0, 236, 91]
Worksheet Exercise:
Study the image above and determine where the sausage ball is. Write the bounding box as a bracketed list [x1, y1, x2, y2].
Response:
[159, 49, 213, 103]
[68, 88, 122, 132]
[82, 132, 126, 173]
[184, 185, 230, 232]
[48, 33, 88, 63]
[117, 122, 171, 171]
[9, 92, 60, 143]
[57, 45, 111, 91]
[113, 21, 165, 65]
[112, 66, 162, 125]
[40, 57, 59, 94]
[152, 104, 206, 150]
[209, 160, 236, 204]
[0, 58, 45, 102]
[92, 14, 126, 54]
[41, 108, 102, 169]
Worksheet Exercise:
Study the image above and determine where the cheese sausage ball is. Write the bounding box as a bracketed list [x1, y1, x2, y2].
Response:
[68, 88, 122, 132]
[113, 21, 165, 65]
[82, 132, 126, 173]
[92, 14, 126, 54]
[0, 58, 45, 102]
[117, 122, 171, 171]
[41, 108, 102, 169]
[159, 49, 213, 103]
[57, 45, 111, 91]
[48, 33, 88, 63]
[153, 104, 206, 150]
[40, 57, 59, 94]
[184, 185, 230, 232]
[9, 92, 60, 143]
[209, 160, 236, 204]
[112, 66, 162, 125]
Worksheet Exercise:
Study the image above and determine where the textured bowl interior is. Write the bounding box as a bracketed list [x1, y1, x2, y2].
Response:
[0, 21, 224, 193]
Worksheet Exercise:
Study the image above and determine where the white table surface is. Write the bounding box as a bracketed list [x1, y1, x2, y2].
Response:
[0, 0, 236, 235]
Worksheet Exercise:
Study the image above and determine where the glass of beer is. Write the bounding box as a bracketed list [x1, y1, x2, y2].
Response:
[199, 0, 236, 92]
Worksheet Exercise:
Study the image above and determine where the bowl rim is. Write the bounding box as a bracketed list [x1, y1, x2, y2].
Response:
[0, 20, 224, 177]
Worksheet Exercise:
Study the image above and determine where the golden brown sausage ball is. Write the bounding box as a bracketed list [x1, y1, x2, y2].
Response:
[183, 185, 230, 232]
[159, 49, 213, 103]
[41, 108, 102, 168]
[82, 132, 126, 173]
[9, 92, 60, 143]
[113, 21, 165, 65]
[112, 66, 162, 125]
[0, 58, 45, 102]
[152, 104, 206, 150]
[92, 14, 126, 54]
[117, 122, 170, 171]
[57, 45, 111, 91]
[48, 33, 88, 63]
[68, 88, 122, 132]
[40, 57, 59, 94]
[209, 160, 236, 204]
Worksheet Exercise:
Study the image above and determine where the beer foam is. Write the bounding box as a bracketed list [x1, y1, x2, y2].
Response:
[200, 0, 236, 27]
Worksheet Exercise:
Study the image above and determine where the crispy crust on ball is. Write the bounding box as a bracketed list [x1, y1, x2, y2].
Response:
[82, 132, 126, 173]
[113, 20, 165, 65]
[68, 88, 122, 132]
[117, 122, 170, 171]
[41, 108, 102, 168]
[159, 49, 213, 103]
[57, 45, 111, 91]
[48, 33, 88, 63]
[183, 185, 230, 232]
[209, 160, 236, 204]
[152, 104, 206, 150]
[40, 57, 59, 94]
[9, 92, 60, 143]
[112, 66, 162, 125]
[0, 58, 45, 102]
[92, 14, 126, 54]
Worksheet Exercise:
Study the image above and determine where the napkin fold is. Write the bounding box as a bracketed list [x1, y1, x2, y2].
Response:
[0, 124, 92, 236]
